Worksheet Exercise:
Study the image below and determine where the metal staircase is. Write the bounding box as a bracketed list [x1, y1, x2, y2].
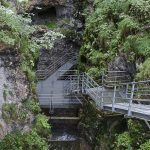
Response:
[37, 52, 76, 80]
[61, 71, 150, 128]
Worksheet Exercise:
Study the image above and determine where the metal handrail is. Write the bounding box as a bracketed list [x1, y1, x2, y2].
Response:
[106, 71, 127, 73]
[37, 52, 77, 79]
[64, 71, 150, 122]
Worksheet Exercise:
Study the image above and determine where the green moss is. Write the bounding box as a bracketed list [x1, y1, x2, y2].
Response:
[61, 29, 75, 37]
[2, 103, 28, 124]
[79, 101, 126, 150]
[45, 21, 57, 29]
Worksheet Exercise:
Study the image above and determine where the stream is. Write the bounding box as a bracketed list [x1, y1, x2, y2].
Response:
[43, 108, 91, 150]
[49, 123, 81, 150]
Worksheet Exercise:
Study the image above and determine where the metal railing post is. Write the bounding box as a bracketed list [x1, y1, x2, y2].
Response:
[128, 82, 135, 116]
[96, 86, 99, 107]
[125, 83, 129, 98]
[86, 75, 89, 94]
[82, 73, 84, 93]
[49, 95, 53, 114]
[101, 85, 104, 109]
[102, 71, 104, 85]
[77, 74, 80, 93]
[70, 75, 72, 93]
[112, 85, 117, 111]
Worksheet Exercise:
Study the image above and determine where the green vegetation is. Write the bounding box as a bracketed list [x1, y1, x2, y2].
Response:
[139, 140, 150, 150]
[115, 119, 150, 150]
[45, 21, 57, 29]
[33, 114, 51, 137]
[1, 100, 51, 149]
[0, 131, 49, 150]
[79, 102, 126, 149]
[0, 3, 55, 148]
[0, 5, 64, 88]
[2, 103, 28, 124]
[79, 0, 150, 80]
[23, 99, 41, 114]
[0, 0, 10, 7]
[80, 102, 150, 150]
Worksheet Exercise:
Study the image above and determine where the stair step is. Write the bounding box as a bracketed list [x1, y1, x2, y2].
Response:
[50, 117, 80, 120]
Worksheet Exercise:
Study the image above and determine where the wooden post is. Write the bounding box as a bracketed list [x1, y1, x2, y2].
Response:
[128, 83, 135, 116]
[112, 85, 117, 112]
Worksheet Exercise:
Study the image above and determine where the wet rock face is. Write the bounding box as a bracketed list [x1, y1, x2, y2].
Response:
[0, 50, 32, 139]
[29, 0, 66, 8]
[29, 0, 73, 24]
[108, 56, 136, 79]
[79, 102, 126, 150]
[37, 38, 78, 71]
[0, 50, 29, 104]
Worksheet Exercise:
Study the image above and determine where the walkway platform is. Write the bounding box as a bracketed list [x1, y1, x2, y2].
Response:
[104, 103, 150, 121]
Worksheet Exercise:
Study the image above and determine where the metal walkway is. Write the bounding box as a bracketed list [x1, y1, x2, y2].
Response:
[61, 71, 150, 125]
[37, 50, 150, 127]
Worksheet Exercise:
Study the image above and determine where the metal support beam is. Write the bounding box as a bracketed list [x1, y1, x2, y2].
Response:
[145, 120, 150, 129]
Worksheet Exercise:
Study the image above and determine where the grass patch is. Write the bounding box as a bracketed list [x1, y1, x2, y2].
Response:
[45, 21, 57, 29]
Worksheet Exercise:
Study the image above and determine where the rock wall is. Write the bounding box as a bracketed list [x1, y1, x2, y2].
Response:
[0, 50, 31, 139]
[29, 0, 74, 24]
[108, 56, 136, 79]
[79, 101, 127, 150]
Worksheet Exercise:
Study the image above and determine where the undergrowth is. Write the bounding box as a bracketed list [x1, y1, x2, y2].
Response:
[79, 0, 150, 80]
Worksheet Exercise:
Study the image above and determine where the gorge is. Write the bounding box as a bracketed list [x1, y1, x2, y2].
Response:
[0, 0, 150, 150]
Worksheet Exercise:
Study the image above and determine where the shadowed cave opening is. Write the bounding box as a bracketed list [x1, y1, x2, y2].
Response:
[38, 7, 56, 19]
[32, 7, 57, 24]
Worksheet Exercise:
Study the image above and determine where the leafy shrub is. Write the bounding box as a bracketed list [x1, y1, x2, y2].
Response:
[34, 114, 51, 137]
[0, 6, 64, 83]
[115, 132, 132, 150]
[79, 0, 150, 79]
[114, 119, 149, 150]
[2, 103, 28, 124]
[21, 63, 36, 82]
[139, 140, 150, 150]
[0, 0, 10, 7]
[0, 131, 49, 150]
[136, 58, 150, 80]
[23, 99, 41, 114]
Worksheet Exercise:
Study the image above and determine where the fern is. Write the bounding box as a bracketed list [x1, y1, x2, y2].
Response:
[79, 0, 150, 79]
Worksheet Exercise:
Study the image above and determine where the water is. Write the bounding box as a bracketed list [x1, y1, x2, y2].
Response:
[49, 123, 81, 150]
[42, 108, 91, 150]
